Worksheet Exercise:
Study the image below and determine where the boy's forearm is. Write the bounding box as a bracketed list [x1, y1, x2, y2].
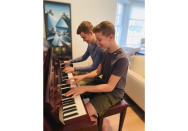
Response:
[83, 84, 113, 93]
[82, 70, 98, 79]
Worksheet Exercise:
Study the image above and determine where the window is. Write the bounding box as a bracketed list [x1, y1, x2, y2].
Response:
[126, 5, 145, 48]
[115, 1, 145, 49]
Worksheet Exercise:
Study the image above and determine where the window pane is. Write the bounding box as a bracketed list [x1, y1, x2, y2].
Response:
[115, 3, 123, 44]
[115, 3, 123, 25]
[127, 19, 144, 46]
[127, 5, 145, 47]
[117, 3, 123, 15]
[115, 26, 122, 44]
[130, 6, 145, 19]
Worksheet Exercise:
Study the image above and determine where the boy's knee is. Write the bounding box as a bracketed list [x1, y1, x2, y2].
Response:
[86, 102, 97, 117]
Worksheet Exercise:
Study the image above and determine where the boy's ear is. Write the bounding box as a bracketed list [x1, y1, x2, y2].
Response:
[89, 31, 93, 35]
[109, 34, 114, 39]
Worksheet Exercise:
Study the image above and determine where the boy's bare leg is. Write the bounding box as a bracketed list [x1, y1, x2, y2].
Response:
[85, 102, 111, 131]
[85, 102, 97, 121]
[103, 118, 112, 131]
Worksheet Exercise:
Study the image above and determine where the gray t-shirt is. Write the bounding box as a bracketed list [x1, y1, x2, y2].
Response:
[101, 48, 129, 98]
[71, 44, 103, 72]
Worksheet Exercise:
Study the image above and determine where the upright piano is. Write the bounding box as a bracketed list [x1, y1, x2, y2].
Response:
[43, 47, 97, 131]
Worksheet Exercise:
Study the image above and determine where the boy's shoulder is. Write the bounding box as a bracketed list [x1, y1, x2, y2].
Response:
[111, 48, 128, 64]
[110, 48, 127, 59]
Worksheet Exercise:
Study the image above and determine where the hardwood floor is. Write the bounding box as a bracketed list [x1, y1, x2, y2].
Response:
[106, 94, 145, 131]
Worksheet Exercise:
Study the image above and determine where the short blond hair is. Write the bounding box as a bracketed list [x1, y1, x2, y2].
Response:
[93, 21, 115, 37]
[77, 21, 93, 34]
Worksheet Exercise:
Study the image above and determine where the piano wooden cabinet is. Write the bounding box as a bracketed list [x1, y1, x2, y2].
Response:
[44, 47, 97, 131]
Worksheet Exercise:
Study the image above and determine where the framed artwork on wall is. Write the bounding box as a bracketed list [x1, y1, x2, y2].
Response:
[44, 1, 72, 59]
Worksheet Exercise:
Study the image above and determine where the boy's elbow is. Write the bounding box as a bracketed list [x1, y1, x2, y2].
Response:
[88, 65, 98, 72]
[92, 64, 98, 70]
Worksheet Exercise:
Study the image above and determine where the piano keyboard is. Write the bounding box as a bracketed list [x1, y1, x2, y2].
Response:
[61, 72, 86, 121]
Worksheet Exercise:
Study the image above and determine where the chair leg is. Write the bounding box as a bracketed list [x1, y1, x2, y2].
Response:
[118, 108, 127, 131]
[97, 116, 103, 131]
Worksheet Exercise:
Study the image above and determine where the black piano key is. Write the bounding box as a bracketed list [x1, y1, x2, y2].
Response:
[63, 106, 77, 111]
[63, 108, 77, 114]
[63, 112, 79, 119]
[60, 63, 65, 68]
[63, 101, 75, 106]
[63, 97, 74, 100]
[61, 88, 71, 94]
[63, 99, 75, 104]
[61, 72, 68, 77]
[63, 98, 74, 102]
[61, 80, 67, 84]
[63, 101, 75, 107]
[61, 84, 70, 87]
[60, 66, 65, 70]
[63, 100, 75, 105]
[63, 99, 75, 103]
[62, 76, 68, 79]
[62, 78, 68, 81]
[62, 95, 70, 99]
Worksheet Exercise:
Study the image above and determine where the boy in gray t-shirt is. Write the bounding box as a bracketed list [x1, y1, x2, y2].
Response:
[64, 21, 129, 130]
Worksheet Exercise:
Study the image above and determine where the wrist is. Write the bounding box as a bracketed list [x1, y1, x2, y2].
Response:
[73, 67, 75, 72]
[74, 67, 77, 72]
[81, 74, 87, 79]
[83, 86, 88, 93]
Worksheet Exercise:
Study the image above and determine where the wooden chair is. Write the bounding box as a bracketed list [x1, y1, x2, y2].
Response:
[97, 99, 129, 131]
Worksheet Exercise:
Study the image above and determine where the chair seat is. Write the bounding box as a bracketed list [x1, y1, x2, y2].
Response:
[97, 99, 129, 131]
[103, 99, 129, 117]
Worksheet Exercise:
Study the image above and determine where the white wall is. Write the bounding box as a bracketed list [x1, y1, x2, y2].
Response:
[44, 0, 117, 67]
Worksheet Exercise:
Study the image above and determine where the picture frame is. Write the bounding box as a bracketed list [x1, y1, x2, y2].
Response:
[44, 1, 72, 59]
